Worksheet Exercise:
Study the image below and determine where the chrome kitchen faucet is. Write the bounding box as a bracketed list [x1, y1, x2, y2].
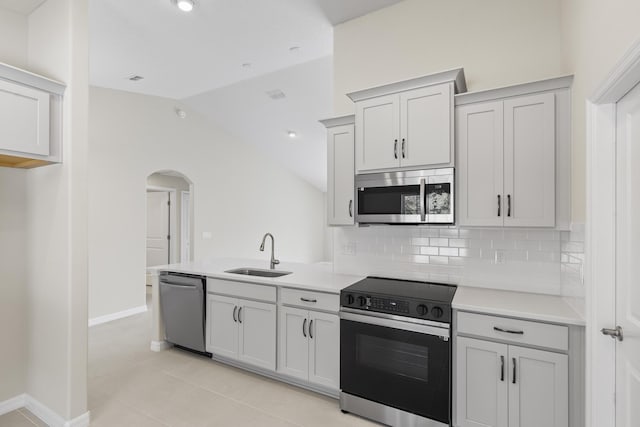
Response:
[259, 233, 280, 270]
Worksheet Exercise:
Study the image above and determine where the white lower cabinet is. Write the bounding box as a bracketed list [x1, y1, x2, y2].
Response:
[278, 306, 340, 390]
[456, 336, 568, 427]
[206, 293, 276, 371]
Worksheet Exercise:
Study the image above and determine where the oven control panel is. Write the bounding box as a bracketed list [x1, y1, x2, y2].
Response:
[341, 292, 450, 323]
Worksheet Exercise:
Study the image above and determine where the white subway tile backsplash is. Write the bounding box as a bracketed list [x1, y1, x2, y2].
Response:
[333, 223, 585, 298]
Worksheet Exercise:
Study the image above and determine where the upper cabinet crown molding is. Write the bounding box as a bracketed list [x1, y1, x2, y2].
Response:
[346, 67, 467, 102]
[455, 75, 573, 106]
[0, 61, 66, 96]
[319, 114, 355, 128]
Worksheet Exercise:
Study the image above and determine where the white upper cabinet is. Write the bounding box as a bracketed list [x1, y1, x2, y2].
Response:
[0, 62, 65, 168]
[348, 68, 466, 174]
[322, 116, 355, 226]
[456, 76, 571, 228]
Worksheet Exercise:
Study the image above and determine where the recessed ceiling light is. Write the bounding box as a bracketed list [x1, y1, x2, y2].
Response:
[175, 108, 187, 119]
[242, 63, 251, 68]
[289, 46, 300, 52]
[266, 89, 286, 100]
[287, 130, 297, 139]
[128, 75, 144, 81]
[175, 0, 194, 12]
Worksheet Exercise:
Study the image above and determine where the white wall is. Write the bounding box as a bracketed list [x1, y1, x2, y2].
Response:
[0, 7, 28, 68]
[0, 6, 29, 404]
[89, 87, 326, 319]
[0, 169, 28, 402]
[25, 0, 89, 421]
[560, 0, 640, 223]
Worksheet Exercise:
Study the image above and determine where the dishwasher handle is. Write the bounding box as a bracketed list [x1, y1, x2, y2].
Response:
[159, 273, 205, 288]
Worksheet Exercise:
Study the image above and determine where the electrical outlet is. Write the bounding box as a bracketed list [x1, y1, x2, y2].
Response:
[494, 250, 505, 264]
[344, 242, 356, 255]
[202, 231, 212, 240]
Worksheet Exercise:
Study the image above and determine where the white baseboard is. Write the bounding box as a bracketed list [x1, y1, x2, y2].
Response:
[89, 305, 147, 327]
[0, 394, 26, 416]
[150, 340, 173, 352]
[0, 394, 90, 427]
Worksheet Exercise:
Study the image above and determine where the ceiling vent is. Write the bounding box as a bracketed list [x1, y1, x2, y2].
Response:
[128, 75, 144, 81]
[266, 89, 286, 100]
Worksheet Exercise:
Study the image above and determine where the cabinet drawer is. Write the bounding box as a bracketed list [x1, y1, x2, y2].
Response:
[456, 311, 568, 351]
[207, 278, 276, 303]
[281, 288, 339, 313]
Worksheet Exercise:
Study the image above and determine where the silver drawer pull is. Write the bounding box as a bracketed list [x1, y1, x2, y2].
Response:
[493, 326, 524, 335]
[301, 297, 317, 303]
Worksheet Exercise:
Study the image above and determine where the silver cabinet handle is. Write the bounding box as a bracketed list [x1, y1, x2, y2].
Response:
[507, 194, 511, 217]
[512, 357, 517, 384]
[419, 178, 426, 222]
[602, 326, 624, 341]
[301, 297, 317, 303]
[238, 307, 243, 323]
[303, 318, 307, 337]
[394, 139, 398, 159]
[401, 138, 406, 158]
[349, 200, 353, 218]
[233, 306, 238, 322]
[493, 326, 524, 335]
[497, 195, 501, 217]
[309, 319, 314, 339]
[500, 355, 505, 382]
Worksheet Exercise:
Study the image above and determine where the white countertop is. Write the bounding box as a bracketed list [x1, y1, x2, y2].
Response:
[148, 258, 364, 294]
[452, 286, 585, 326]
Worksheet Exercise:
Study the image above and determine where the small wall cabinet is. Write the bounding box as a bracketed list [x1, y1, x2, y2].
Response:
[456, 76, 572, 229]
[348, 69, 467, 174]
[0, 62, 65, 168]
[455, 311, 580, 427]
[320, 115, 355, 226]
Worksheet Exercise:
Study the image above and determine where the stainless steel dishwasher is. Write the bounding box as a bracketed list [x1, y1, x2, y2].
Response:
[159, 272, 210, 355]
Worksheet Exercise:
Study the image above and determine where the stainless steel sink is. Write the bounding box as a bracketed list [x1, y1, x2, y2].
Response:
[225, 267, 292, 278]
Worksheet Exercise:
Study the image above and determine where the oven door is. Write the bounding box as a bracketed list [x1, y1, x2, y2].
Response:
[340, 310, 451, 424]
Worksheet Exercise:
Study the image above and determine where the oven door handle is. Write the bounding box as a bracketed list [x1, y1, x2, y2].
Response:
[340, 311, 450, 340]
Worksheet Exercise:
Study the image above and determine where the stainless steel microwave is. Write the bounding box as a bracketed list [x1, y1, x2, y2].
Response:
[355, 168, 454, 225]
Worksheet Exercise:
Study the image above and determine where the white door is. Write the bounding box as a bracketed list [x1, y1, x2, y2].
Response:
[308, 311, 340, 390]
[400, 83, 452, 168]
[503, 93, 555, 227]
[278, 306, 309, 380]
[614, 81, 640, 427]
[238, 299, 276, 370]
[456, 337, 508, 427]
[180, 191, 190, 262]
[327, 123, 355, 225]
[206, 294, 238, 359]
[146, 191, 170, 267]
[456, 101, 504, 227]
[355, 93, 400, 172]
[508, 345, 568, 427]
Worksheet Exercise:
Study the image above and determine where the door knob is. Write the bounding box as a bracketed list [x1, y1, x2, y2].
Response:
[601, 326, 623, 342]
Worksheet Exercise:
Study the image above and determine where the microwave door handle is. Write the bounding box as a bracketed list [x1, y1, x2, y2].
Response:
[420, 178, 426, 222]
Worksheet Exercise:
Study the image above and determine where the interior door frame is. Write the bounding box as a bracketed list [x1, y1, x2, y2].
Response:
[586, 37, 640, 427]
[180, 190, 190, 262]
[146, 185, 177, 264]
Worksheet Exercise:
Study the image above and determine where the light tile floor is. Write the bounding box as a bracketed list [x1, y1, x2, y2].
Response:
[2, 289, 379, 427]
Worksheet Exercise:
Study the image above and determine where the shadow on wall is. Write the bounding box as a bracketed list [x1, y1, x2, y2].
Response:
[145, 171, 194, 283]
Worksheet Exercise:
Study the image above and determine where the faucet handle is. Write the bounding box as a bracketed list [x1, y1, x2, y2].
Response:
[273, 258, 280, 265]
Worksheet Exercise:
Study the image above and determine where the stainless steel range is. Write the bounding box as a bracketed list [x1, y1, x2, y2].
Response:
[339, 277, 457, 427]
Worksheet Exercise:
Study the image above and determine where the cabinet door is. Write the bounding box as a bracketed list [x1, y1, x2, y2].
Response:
[400, 83, 452, 168]
[278, 306, 309, 381]
[206, 294, 238, 359]
[504, 93, 555, 227]
[508, 346, 568, 427]
[456, 337, 508, 427]
[238, 299, 276, 370]
[327, 124, 355, 225]
[457, 101, 504, 226]
[0, 80, 50, 156]
[308, 311, 339, 390]
[355, 93, 400, 172]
